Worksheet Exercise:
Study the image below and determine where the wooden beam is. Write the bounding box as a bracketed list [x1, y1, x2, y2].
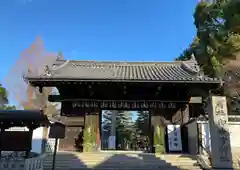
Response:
[49, 95, 62, 102]
[49, 95, 190, 103]
[189, 97, 202, 103]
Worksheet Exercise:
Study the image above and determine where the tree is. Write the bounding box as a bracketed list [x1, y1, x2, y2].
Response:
[101, 110, 133, 149]
[4, 37, 59, 116]
[101, 110, 113, 136]
[134, 111, 149, 137]
[176, 0, 240, 114]
[0, 83, 16, 110]
[102, 110, 133, 135]
[0, 83, 9, 107]
[3, 37, 60, 153]
[176, 0, 240, 77]
[116, 111, 133, 138]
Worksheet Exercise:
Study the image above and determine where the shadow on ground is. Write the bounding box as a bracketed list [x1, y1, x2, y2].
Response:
[44, 152, 200, 170]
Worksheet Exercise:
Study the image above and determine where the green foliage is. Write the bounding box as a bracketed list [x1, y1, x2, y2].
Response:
[83, 114, 99, 152]
[0, 83, 9, 105]
[175, 0, 240, 114]
[116, 111, 133, 141]
[223, 0, 240, 33]
[0, 83, 16, 110]
[154, 125, 165, 154]
[102, 110, 133, 140]
[0, 105, 16, 110]
[83, 126, 97, 152]
[176, 0, 240, 77]
[134, 111, 149, 137]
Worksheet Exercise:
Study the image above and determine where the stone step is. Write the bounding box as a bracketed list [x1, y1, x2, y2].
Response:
[45, 158, 197, 163]
[44, 161, 197, 166]
[44, 167, 202, 170]
[47, 155, 197, 160]
[44, 168, 202, 170]
[44, 160, 197, 165]
[44, 152, 201, 170]
[45, 154, 197, 161]
[44, 164, 199, 167]
[44, 165, 202, 169]
[44, 159, 198, 166]
[44, 162, 200, 169]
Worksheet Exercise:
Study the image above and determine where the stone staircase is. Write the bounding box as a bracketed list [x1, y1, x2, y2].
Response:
[43, 151, 202, 170]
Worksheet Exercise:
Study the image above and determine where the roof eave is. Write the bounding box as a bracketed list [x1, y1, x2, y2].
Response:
[26, 76, 222, 84]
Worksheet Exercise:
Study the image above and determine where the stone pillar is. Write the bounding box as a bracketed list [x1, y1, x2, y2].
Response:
[207, 96, 233, 169]
[83, 110, 100, 152]
[151, 110, 166, 154]
[109, 110, 117, 149]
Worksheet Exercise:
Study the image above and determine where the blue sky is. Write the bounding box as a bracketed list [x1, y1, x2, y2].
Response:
[0, 0, 197, 105]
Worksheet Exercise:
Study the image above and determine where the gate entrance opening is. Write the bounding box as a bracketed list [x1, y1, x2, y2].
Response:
[101, 110, 151, 152]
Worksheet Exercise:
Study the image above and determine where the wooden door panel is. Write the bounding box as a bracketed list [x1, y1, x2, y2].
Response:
[59, 126, 83, 151]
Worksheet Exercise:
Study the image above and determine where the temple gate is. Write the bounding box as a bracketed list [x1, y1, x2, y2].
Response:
[24, 56, 221, 154]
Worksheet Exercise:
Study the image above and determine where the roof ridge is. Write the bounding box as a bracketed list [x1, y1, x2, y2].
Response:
[56, 59, 183, 64]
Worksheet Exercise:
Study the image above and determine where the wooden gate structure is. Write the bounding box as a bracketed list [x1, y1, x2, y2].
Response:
[24, 55, 221, 153]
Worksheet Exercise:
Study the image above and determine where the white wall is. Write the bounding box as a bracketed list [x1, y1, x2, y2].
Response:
[198, 121, 240, 154]
[32, 127, 44, 153]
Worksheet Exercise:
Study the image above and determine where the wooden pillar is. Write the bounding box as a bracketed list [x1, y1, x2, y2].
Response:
[181, 104, 190, 124]
[171, 104, 189, 125]
[83, 109, 100, 152]
[151, 109, 166, 154]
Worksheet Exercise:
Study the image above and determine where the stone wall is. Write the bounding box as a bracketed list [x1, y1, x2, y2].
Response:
[198, 121, 240, 154]
[186, 119, 240, 155]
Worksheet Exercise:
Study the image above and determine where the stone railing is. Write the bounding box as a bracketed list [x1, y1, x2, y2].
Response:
[0, 152, 46, 170]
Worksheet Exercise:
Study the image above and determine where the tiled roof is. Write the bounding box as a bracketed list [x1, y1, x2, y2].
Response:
[25, 56, 221, 83]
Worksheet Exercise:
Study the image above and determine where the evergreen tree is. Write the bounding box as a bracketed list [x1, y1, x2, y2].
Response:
[101, 110, 113, 137]
[116, 111, 133, 139]
[176, 0, 240, 77]
[135, 111, 150, 137]
[101, 110, 133, 149]
[0, 83, 16, 110]
[176, 0, 240, 114]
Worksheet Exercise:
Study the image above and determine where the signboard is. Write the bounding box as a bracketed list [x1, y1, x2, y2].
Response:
[70, 100, 177, 109]
[167, 124, 182, 152]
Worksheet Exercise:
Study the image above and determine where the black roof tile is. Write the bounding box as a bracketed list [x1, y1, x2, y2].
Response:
[25, 56, 221, 83]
